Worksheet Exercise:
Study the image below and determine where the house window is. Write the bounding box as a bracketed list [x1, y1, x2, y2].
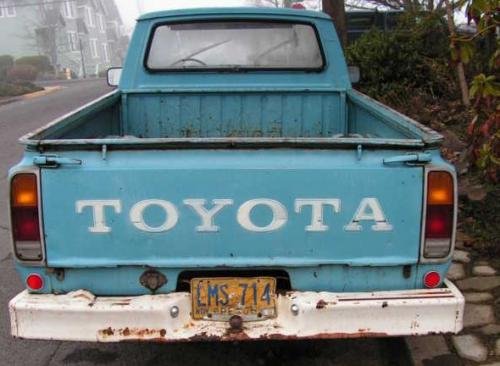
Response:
[0, 1, 16, 18]
[89, 39, 98, 58]
[97, 13, 105, 33]
[85, 7, 95, 27]
[62, 1, 76, 19]
[67, 31, 78, 51]
[102, 43, 110, 62]
[43, 0, 53, 9]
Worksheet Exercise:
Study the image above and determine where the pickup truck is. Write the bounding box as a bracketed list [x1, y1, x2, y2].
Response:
[8, 7, 464, 342]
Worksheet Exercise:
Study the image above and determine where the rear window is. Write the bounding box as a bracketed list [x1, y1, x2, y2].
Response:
[146, 21, 324, 71]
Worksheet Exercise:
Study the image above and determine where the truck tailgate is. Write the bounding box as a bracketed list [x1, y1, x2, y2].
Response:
[40, 149, 423, 268]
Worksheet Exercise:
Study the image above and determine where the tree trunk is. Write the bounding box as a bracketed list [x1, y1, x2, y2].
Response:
[322, 0, 348, 49]
[443, 0, 470, 107]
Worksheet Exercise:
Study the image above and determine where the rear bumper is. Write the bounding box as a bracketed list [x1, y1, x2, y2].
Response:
[9, 279, 464, 342]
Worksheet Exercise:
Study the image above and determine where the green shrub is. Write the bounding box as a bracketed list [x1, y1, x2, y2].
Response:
[0, 54, 14, 81]
[6, 64, 38, 82]
[15, 55, 53, 74]
[345, 12, 457, 104]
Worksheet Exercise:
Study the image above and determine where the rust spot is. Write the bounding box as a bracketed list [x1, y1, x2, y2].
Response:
[224, 329, 251, 341]
[109, 329, 390, 343]
[188, 332, 222, 342]
[111, 301, 131, 306]
[316, 299, 327, 309]
[101, 327, 114, 336]
[101, 327, 388, 343]
[100, 327, 168, 340]
[261, 331, 388, 340]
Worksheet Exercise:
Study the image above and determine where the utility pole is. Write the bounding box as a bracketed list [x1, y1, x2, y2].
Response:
[79, 38, 87, 79]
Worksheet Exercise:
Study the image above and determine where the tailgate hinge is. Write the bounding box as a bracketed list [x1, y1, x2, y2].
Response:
[383, 153, 432, 165]
[33, 155, 82, 168]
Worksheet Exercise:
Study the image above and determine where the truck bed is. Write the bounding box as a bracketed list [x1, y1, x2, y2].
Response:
[21, 89, 442, 150]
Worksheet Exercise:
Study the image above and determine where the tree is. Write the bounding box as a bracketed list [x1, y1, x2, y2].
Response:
[19, 4, 67, 77]
[444, 0, 470, 107]
[352, 0, 445, 11]
[322, 0, 348, 48]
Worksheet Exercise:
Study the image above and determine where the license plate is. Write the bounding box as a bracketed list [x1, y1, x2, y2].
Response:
[190, 277, 276, 321]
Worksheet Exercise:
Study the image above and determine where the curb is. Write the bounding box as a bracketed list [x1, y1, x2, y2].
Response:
[0, 86, 63, 107]
[0, 95, 22, 107]
[22, 86, 63, 100]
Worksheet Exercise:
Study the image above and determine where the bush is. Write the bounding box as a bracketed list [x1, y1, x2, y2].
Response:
[346, 12, 457, 105]
[0, 54, 14, 81]
[6, 64, 38, 82]
[15, 55, 53, 74]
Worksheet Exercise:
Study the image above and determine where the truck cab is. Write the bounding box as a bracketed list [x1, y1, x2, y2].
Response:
[8, 7, 463, 342]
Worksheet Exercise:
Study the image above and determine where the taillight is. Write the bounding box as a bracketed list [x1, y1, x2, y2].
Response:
[423, 271, 441, 288]
[26, 273, 44, 291]
[10, 173, 43, 262]
[423, 171, 455, 259]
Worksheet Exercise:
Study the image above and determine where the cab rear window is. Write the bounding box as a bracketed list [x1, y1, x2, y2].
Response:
[146, 21, 324, 71]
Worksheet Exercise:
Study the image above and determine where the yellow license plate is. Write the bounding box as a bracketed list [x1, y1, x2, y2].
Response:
[191, 277, 276, 321]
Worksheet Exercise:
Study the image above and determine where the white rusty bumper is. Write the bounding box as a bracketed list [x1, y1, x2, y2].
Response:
[9, 279, 464, 342]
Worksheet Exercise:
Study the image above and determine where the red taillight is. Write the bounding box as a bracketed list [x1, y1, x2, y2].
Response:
[12, 208, 40, 241]
[10, 173, 43, 261]
[423, 171, 455, 259]
[423, 271, 441, 288]
[425, 206, 453, 238]
[26, 273, 44, 291]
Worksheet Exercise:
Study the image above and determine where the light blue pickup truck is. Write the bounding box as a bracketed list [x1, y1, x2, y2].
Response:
[8, 7, 463, 342]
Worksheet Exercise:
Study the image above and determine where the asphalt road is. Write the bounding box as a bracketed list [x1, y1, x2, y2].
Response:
[0, 79, 410, 366]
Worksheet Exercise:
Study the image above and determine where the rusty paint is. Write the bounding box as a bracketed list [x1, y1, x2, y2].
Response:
[316, 300, 327, 309]
[101, 327, 114, 336]
[258, 331, 389, 341]
[187, 332, 222, 342]
[102, 325, 389, 343]
[111, 301, 131, 306]
[99, 327, 168, 340]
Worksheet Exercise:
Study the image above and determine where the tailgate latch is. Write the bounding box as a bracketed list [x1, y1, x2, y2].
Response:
[383, 153, 432, 165]
[33, 155, 82, 168]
